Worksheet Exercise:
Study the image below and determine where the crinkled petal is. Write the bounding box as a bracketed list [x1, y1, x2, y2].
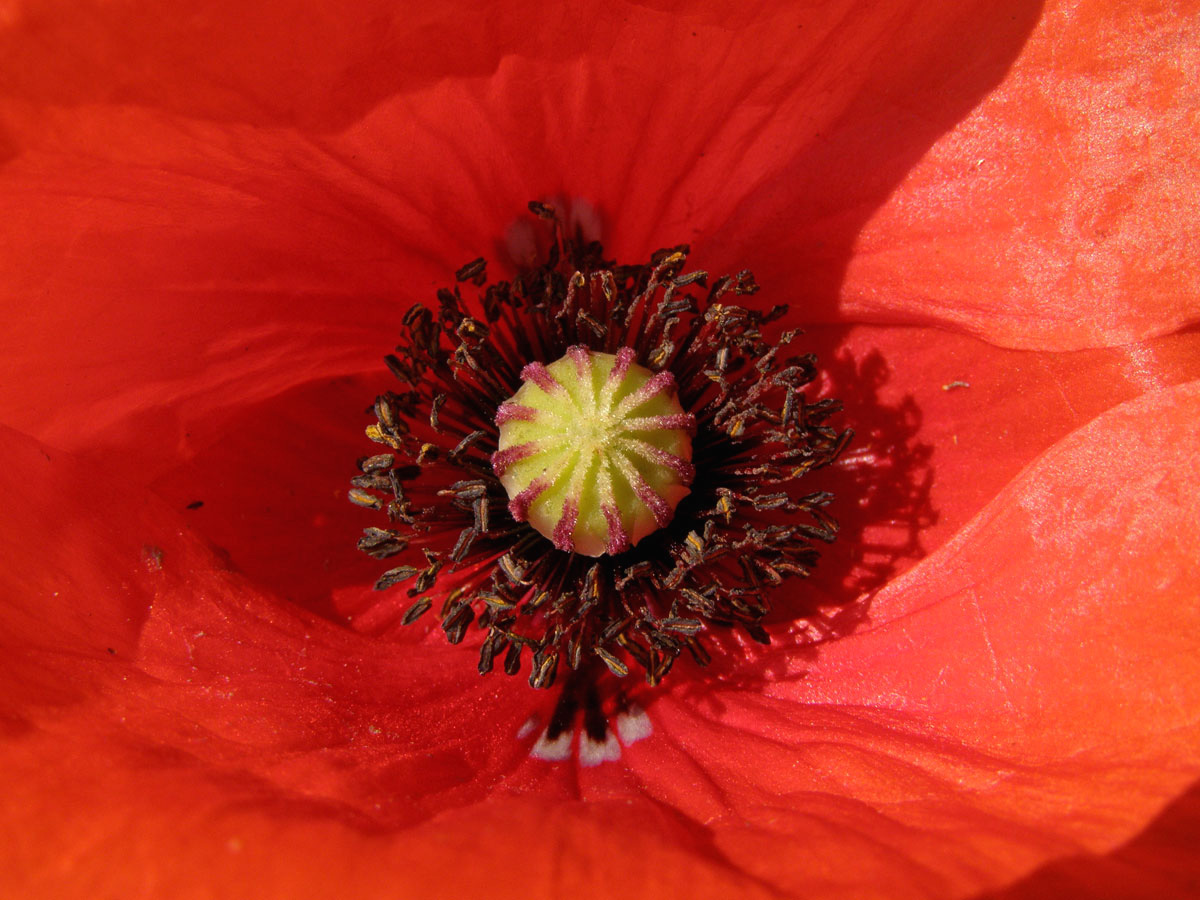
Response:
[1, 0, 1048, 450]
[0, 0, 513, 130]
[0, 110, 445, 451]
[0, 425, 787, 899]
[631, 380, 1200, 898]
[810, 324, 1200, 555]
[2, 0, 1197, 897]
[982, 780, 1200, 899]
[5, 379, 1198, 897]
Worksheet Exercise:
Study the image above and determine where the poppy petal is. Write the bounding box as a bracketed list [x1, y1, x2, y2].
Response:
[0, 108, 453, 452]
[1, 0, 1049, 452]
[0, 423, 785, 899]
[631, 379, 1200, 898]
[835, 0, 1200, 349]
[2, 1, 1195, 897]
[3, 384, 1197, 897]
[811, 323, 1200, 554]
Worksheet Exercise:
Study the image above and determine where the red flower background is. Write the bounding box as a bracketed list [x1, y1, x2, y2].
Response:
[2, 0, 1199, 897]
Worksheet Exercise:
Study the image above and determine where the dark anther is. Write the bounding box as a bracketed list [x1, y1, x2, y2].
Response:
[503, 642, 523, 676]
[401, 597, 432, 625]
[455, 257, 487, 283]
[374, 565, 418, 591]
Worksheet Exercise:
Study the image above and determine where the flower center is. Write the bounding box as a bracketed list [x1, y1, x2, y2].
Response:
[492, 346, 695, 556]
[351, 203, 852, 708]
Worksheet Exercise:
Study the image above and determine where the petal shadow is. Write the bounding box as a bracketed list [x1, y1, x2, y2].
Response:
[975, 778, 1200, 900]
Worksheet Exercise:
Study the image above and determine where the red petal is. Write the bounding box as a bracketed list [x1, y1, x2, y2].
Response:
[4, 379, 1199, 896]
[0, 0, 516, 130]
[3, 1, 1197, 896]
[1, 0, 1061, 452]
[0, 110, 450, 451]
[983, 781, 1200, 900]
[0, 425, 797, 898]
[835, 0, 1200, 348]
[807, 324, 1200, 584]
[630, 380, 1200, 898]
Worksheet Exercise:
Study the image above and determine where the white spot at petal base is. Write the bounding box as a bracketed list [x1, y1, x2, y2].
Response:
[530, 728, 573, 762]
[614, 704, 653, 745]
[579, 731, 622, 767]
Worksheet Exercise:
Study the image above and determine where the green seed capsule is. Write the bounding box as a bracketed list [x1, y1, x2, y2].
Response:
[492, 347, 695, 557]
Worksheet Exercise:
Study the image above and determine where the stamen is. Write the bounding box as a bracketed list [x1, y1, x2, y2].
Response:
[350, 204, 850, 717]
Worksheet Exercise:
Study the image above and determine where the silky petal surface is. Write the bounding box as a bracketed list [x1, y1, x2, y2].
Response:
[3, 381, 1198, 899]
[626, 381, 1200, 898]
[2, 0, 1198, 897]
[2, 0, 1056, 455]
[836, 0, 1200, 348]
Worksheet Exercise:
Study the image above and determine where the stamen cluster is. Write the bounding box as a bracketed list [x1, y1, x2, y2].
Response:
[351, 205, 850, 690]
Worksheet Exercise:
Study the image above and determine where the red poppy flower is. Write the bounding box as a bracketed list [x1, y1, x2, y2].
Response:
[2, 0, 1198, 898]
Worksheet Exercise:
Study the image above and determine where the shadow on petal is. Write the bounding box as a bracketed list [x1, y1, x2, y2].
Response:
[147, 372, 390, 621]
[696, 1, 1046, 325]
[643, 325, 937, 704]
[977, 777, 1200, 900]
